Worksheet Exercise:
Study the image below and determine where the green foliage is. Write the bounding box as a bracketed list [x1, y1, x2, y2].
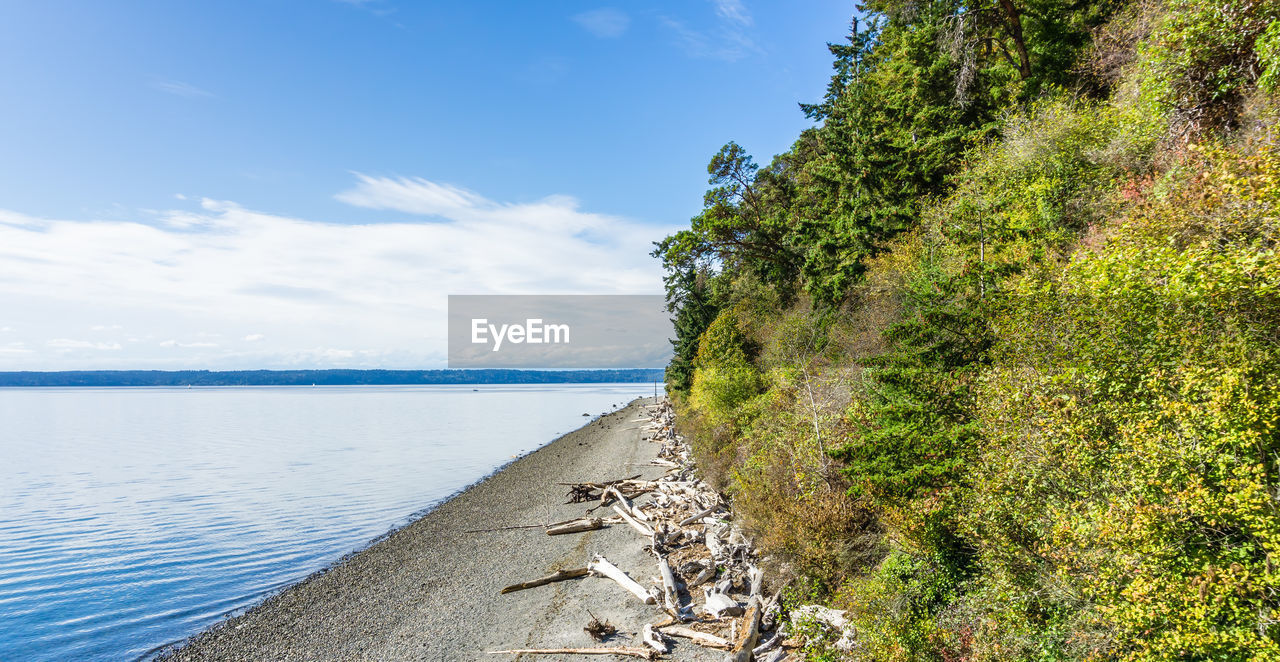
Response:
[1259, 20, 1280, 93]
[659, 266, 720, 395]
[655, 0, 1280, 659]
[1135, 0, 1280, 132]
[688, 307, 764, 429]
[961, 140, 1280, 659]
[844, 549, 970, 661]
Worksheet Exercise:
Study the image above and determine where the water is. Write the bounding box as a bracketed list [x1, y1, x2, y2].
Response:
[0, 383, 652, 661]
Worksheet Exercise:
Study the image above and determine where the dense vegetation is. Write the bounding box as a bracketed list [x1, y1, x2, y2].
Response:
[0, 369, 664, 387]
[656, 0, 1280, 658]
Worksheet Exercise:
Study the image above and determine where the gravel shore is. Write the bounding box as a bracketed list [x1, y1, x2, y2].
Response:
[161, 397, 716, 661]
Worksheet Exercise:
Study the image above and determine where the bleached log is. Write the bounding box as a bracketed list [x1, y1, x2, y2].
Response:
[651, 458, 680, 468]
[588, 554, 656, 605]
[761, 589, 783, 630]
[545, 518, 604, 536]
[498, 567, 589, 594]
[680, 506, 717, 526]
[753, 632, 783, 657]
[605, 486, 650, 522]
[641, 624, 669, 654]
[613, 504, 656, 537]
[725, 603, 761, 662]
[706, 528, 727, 559]
[702, 587, 743, 618]
[748, 565, 764, 599]
[488, 647, 653, 660]
[658, 625, 731, 650]
[689, 564, 716, 588]
[657, 555, 682, 617]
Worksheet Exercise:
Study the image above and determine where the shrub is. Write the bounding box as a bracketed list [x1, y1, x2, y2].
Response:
[1135, 0, 1280, 134]
[966, 138, 1280, 658]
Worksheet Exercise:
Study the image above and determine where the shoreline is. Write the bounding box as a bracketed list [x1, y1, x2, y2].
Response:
[147, 404, 610, 659]
[158, 396, 716, 661]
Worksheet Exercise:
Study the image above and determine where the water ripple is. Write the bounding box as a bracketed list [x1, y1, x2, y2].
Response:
[0, 384, 650, 661]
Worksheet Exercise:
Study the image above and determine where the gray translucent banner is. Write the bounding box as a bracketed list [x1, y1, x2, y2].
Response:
[447, 295, 673, 369]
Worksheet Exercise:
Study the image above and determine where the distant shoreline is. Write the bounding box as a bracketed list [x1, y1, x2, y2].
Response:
[0, 368, 665, 387]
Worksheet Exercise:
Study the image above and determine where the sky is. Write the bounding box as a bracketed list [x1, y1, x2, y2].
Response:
[0, 0, 854, 370]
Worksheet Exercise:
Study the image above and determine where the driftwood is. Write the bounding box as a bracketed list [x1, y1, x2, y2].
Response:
[748, 565, 764, 600]
[761, 649, 787, 662]
[658, 625, 731, 649]
[641, 623, 669, 654]
[689, 563, 716, 588]
[679, 506, 716, 526]
[702, 585, 742, 618]
[612, 504, 655, 537]
[605, 486, 650, 522]
[488, 648, 653, 660]
[546, 517, 604, 536]
[657, 555, 683, 618]
[499, 567, 589, 594]
[706, 527, 727, 559]
[726, 603, 761, 662]
[753, 632, 783, 657]
[588, 554, 655, 605]
[494, 400, 790, 661]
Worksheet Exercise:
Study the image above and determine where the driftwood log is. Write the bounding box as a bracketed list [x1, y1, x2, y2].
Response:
[679, 506, 716, 526]
[546, 517, 604, 536]
[588, 554, 656, 605]
[726, 603, 761, 662]
[657, 555, 683, 618]
[498, 567, 589, 594]
[641, 623, 669, 654]
[612, 504, 655, 537]
[658, 625, 731, 650]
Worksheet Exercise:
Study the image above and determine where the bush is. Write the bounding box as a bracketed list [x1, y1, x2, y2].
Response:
[1135, 0, 1280, 133]
[687, 307, 765, 430]
[966, 138, 1280, 659]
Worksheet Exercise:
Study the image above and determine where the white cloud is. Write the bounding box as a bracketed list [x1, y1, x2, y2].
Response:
[573, 8, 630, 38]
[0, 175, 674, 369]
[152, 79, 215, 99]
[660, 0, 760, 62]
[90, 324, 123, 331]
[47, 339, 122, 351]
[711, 0, 752, 26]
[160, 340, 219, 348]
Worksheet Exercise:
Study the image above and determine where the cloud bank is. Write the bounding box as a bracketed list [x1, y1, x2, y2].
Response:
[0, 177, 672, 369]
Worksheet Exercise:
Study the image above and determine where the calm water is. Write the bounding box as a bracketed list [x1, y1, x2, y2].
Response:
[0, 384, 653, 661]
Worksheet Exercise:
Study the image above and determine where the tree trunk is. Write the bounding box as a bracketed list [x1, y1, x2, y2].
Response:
[997, 0, 1031, 79]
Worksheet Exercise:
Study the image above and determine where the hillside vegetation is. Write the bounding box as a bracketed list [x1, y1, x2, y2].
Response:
[655, 0, 1280, 658]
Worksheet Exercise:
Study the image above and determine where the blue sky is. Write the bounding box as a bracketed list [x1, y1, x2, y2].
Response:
[0, 1, 854, 369]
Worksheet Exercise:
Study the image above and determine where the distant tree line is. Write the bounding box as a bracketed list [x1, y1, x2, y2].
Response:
[0, 369, 664, 387]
